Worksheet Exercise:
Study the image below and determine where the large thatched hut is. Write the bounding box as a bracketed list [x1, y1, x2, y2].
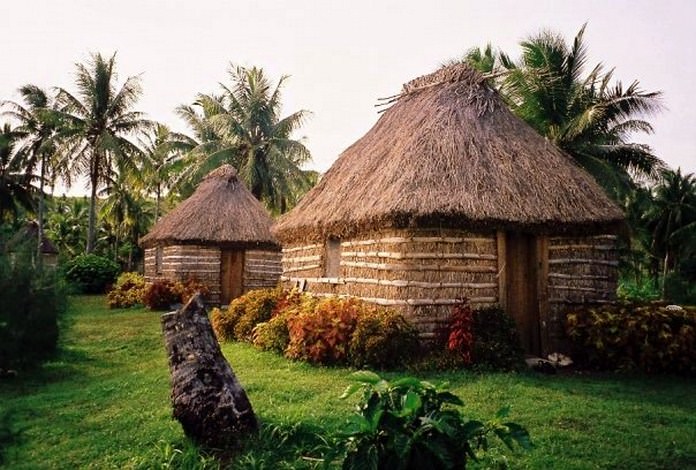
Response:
[274, 64, 624, 355]
[140, 165, 281, 305]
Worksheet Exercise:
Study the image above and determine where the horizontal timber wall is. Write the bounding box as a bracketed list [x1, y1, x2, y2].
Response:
[281, 228, 499, 337]
[243, 250, 282, 292]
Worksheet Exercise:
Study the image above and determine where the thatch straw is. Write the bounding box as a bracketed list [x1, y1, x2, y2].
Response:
[140, 165, 279, 249]
[275, 64, 624, 243]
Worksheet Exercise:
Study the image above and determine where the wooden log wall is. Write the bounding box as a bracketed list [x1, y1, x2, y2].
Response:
[144, 245, 222, 304]
[281, 228, 499, 338]
[243, 250, 282, 292]
[546, 234, 619, 351]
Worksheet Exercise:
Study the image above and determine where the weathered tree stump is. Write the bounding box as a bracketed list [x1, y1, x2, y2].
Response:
[161, 293, 257, 448]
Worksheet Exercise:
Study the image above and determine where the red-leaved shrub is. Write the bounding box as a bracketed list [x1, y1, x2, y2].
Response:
[447, 301, 474, 365]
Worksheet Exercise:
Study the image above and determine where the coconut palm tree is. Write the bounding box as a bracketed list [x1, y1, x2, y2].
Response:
[54, 52, 149, 253]
[465, 25, 665, 195]
[1, 85, 63, 259]
[645, 169, 696, 296]
[0, 124, 36, 222]
[178, 65, 312, 213]
[138, 123, 195, 220]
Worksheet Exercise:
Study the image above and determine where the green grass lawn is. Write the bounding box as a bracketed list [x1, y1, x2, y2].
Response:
[1, 296, 695, 469]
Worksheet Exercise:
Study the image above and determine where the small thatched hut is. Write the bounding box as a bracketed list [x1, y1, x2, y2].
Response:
[140, 165, 281, 305]
[274, 64, 625, 355]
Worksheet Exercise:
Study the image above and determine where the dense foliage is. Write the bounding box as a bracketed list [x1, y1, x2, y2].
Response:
[213, 288, 421, 369]
[566, 302, 696, 375]
[64, 253, 119, 294]
[0, 246, 67, 370]
[330, 371, 530, 469]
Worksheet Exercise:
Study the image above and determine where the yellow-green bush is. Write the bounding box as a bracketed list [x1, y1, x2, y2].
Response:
[210, 288, 286, 342]
[107, 272, 147, 308]
[348, 307, 420, 369]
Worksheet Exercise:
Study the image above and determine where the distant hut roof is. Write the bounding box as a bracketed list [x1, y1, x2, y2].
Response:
[8, 221, 58, 254]
[275, 64, 624, 243]
[140, 165, 279, 249]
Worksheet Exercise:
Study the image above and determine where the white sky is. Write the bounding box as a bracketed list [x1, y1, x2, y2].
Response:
[2, 0, 694, 195]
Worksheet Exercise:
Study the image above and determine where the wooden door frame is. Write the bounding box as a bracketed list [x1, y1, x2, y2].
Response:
[496, 230, 549, 356]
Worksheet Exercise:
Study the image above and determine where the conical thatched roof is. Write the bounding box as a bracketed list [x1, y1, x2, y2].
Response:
[140, 165, 279, 249]
[275, 64, 624, 243]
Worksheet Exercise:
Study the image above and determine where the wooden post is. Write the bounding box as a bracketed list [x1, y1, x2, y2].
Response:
[161, 294, 257, 448]
[496, 231, 507, 310]
[536, 236, 550, 356]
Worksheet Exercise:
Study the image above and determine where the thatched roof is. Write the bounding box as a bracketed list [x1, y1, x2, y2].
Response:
[8, 221, 58, 254]
[275, 64, 624, 243]
[140, 165, 279, 249]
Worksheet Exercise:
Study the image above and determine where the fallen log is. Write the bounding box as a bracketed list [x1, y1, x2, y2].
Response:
[161, 293, 257, 448]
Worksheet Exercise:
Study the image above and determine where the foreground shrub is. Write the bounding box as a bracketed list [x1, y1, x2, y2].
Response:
[447, 301, 475, 365]
[566, 302, 696, 375]
[143, 279, 181, 311]
[64, 254, 119, 294]
[107, 272, 147, 308]
[174, 277, 211, 305]
[211, 288, 286, 341]
[252, 290, 314, 353]
[286, 297, 362, 364]
[472, 307, 525, 371]
[348, 307, 420, 369]
[329, 371, 530, 469]
[0, 247, 67, 370]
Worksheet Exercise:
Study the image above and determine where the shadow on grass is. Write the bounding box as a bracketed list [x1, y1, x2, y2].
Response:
[511, 369, 696, 413]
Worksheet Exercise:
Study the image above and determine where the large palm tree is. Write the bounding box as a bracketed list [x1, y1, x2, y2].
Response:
[465, 25, 665, 195]
[1, 85, 62, 259]
[54, 52, 149, 253]
[178, 65, 312, 213]
[138, 123, 195, 220]
[0, 123, 36, 222]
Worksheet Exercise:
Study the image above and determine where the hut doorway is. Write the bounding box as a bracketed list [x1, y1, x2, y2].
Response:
[505, 232, 541, 355]
[221, 250, 244, 304]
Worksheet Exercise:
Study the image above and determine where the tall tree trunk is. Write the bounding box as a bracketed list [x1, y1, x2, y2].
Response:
[161, 294, 257, 448]
[86, 167, 98, 254]
[36, 155, 46, 267]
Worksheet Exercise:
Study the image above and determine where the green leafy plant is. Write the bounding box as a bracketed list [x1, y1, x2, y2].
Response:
[328, 371, 531, 469]
[349, 307, 420, 369]
[106, 272, 147, 308]
[566, 302, 696, 375]
[64, 254, 119, 294]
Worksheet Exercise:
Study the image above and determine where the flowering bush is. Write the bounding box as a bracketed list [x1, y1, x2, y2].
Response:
[349, 307, 420, 369]
[447, 301, 475, 365]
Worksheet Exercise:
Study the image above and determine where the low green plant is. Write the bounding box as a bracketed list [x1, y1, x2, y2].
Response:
[64, 254, 119, 294]
[107, 272, 147, 308]
[132, 440, 220, 470]
[328, 371, 530, 469]
[618, 276, 660, 302]
[566, 302, 696, 375]
[471, 307, 525, 371]
[348, 308, 420, 369]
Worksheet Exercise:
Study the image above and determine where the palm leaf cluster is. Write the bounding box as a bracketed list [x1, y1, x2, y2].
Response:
[177, 65, 313, 214]
[464, 24, 665, 196]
